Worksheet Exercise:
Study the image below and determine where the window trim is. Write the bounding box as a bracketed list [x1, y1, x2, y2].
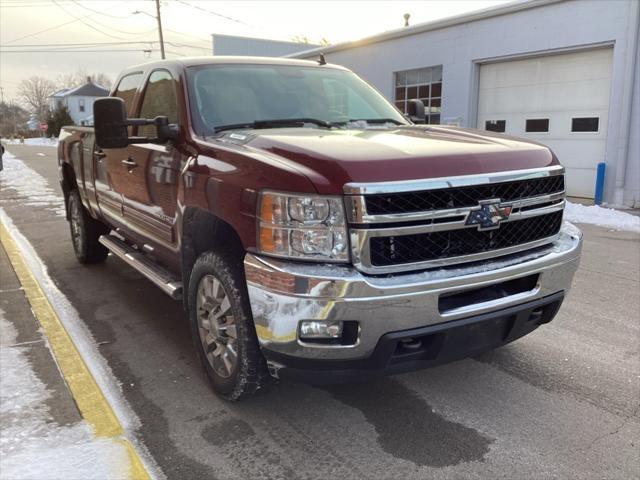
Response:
[571, 116, 600, 133]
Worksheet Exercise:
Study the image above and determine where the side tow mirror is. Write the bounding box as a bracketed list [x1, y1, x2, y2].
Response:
[94, 97, 129, 149]
[406, 99, 426, 124]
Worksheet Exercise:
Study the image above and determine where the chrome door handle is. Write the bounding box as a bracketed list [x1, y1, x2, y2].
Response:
[121, 158, 137, 168]
[95, 151, 106, 159]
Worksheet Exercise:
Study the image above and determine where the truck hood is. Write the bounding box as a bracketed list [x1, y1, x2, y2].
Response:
[215, 126, 557, 195]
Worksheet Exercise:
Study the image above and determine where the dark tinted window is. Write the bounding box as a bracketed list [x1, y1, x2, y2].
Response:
[571, 117, 599, 132]
[114, 72, 143, 114]
[525, 118, 549, 132]
[139, 70, 178, 137]
[485, 120, 506, 132]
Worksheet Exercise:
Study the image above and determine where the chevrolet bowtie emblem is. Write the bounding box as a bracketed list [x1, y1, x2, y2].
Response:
[465, 200, 512, 231]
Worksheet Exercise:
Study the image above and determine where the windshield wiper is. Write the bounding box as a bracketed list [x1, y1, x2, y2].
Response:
[342, 118, 405, 125]
[214, 118, 332, 133]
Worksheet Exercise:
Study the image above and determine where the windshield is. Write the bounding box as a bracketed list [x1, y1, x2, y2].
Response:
[186, 64, 408, 135]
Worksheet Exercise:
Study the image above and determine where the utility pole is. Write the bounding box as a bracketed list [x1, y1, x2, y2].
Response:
[155, 0, 166, 60]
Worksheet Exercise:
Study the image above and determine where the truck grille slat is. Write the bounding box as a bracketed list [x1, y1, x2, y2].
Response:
[369, 210, 563, 267]
[365, 175, 564, 215]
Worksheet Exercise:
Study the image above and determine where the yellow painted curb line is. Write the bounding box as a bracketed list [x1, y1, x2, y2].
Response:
[1, 223, 151, 480]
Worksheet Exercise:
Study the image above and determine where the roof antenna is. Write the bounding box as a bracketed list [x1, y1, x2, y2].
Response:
[404, 13, 410, 27]
[318, 53, 327, 65]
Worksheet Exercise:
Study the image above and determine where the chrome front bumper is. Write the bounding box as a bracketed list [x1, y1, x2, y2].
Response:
[244, 222, 583, 362]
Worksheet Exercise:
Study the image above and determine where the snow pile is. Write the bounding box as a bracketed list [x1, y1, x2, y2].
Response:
[25, 137, 59, 147]
[565, 201, 640, 233]
[0, 310, 129, 479]
[0, 150, 66, 217]
[2, 138, 58, 147]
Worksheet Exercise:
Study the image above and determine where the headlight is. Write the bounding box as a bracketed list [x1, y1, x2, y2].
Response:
[258, 191, 349, 262]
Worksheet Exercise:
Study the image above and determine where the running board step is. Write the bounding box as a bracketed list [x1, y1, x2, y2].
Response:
[99, 235, 183, 300]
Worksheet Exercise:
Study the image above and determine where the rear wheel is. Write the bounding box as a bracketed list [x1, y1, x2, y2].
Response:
[188, 251, 269, 400]
[68, 190, 109, 264]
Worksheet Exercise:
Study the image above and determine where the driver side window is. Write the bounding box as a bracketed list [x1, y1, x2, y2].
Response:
[138, 70, 178, 137]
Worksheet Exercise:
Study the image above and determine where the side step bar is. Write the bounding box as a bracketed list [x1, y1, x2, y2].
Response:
[99, 235, 183, 300]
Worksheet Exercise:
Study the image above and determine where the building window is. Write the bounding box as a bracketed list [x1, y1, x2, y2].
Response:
[78, 98, 85, 113]
[571, 117, 599, 132]
[394, 65, 442, 124]
[525, 118, 549, 133]
[485, 120, 506, 132]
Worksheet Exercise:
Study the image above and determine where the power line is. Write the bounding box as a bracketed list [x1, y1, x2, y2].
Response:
[68, 0, 134, 19]
[172, 0, 250, 26]
[51, 0, 155, 40]
[1, 14, 93, 44]
[0, 49, 158, 53]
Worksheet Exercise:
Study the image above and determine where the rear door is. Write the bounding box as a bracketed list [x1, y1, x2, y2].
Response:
[96, 72, 144, 224]
[120, 68, 185, 254]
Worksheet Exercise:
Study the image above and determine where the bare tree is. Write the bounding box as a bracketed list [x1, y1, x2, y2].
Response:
[18, 76, 56, 121]
[55, 68, 112, 90]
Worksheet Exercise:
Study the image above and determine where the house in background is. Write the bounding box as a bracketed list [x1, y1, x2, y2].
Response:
[49, 78, 109, 126]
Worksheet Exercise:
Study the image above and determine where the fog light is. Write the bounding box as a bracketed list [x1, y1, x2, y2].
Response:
[299, 320, 343, 339]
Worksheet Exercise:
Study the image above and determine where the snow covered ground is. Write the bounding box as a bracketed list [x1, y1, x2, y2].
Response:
[565, 201, 640, 233]
[2, 138, 58, 147]
[0, 151, 66, 217]
[0, 309, 130, 479]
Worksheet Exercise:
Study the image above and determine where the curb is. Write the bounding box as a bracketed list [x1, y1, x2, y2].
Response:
[1, 222, 152, 480]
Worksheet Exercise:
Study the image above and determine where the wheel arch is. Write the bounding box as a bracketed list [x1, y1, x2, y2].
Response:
[180, 207, 246, 311]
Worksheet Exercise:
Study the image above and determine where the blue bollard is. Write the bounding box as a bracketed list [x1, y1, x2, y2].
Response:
[594, 162, 606, 205]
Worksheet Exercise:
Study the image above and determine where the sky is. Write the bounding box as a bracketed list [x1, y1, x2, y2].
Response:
[0, 0, 510, 102]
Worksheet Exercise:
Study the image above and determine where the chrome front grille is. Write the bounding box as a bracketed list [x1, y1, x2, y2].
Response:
[364, 175, 564, 215]
[344, 166, 566, 274]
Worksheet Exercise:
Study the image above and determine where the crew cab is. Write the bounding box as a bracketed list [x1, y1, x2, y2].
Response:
[58, 57, 582, 400]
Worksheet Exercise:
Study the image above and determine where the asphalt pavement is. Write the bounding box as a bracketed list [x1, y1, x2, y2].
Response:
[1, 144, 639, 480]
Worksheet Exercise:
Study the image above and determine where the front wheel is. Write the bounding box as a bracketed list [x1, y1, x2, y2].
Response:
[188, 251, 270, 400]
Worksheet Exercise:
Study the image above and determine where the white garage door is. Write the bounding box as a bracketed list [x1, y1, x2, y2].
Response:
[477, 48, 613, 198]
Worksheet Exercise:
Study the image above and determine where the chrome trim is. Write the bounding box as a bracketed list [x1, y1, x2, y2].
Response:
[351, 232, 562, 275]
[346, 191, 565, 224]
[343, 165, 564, 195]
[99, 234, 182, 299]
[244, 222, 583, 361]
[349, 200, 565, 274]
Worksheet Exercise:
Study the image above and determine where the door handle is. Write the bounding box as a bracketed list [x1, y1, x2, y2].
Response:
[95, 151, 106, 159]
[121, 158, 137, 168]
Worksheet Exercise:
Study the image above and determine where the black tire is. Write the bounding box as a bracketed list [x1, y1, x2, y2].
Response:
[188, 251, 270, 401]
[68, 189, 109, 264]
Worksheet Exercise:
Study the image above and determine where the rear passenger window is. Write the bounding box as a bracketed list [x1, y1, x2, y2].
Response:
[525, 118, 549, 133]
[139, 70, 178, 137]
[114, 72, 143, 114]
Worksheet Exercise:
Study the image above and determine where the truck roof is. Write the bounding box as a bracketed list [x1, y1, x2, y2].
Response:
[121, 56, 347, 74]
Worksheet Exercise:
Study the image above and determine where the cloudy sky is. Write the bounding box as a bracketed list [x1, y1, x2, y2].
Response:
[1, 0, 509, 100]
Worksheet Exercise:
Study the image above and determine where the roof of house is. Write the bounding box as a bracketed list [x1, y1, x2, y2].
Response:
[289, 0, 563, 58]
[50, 81, 109, 98]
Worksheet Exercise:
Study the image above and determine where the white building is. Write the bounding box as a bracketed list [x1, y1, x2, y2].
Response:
[212, 34, 319, 57]
[49, 79, 109, 126]
[287, 0, 639, 207]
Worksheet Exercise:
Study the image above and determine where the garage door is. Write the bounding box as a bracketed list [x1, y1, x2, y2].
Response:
[477, 48, 613, 198]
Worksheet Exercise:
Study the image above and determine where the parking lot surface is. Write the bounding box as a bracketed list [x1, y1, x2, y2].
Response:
[1, 144, 638, 479]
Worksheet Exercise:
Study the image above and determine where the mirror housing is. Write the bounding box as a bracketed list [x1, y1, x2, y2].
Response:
[406, 99, 426, 124]
[93, 97, 179, 149]
[94, 97, 129, 149]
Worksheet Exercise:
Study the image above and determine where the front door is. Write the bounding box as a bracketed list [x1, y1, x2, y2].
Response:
[119, 69, 185, 257]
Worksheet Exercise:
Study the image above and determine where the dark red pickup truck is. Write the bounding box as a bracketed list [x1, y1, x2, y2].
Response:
[58, 57, 582, 400]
